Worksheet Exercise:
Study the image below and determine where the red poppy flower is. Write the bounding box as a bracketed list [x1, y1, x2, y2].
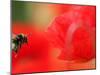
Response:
[47, 6, 96, 62]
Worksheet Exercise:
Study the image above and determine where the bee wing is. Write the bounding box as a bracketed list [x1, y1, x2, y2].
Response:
[12, 33, 17, 39]
[26, 33, 32, 37]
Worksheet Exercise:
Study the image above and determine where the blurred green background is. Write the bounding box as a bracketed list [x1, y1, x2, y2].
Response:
[12, 1, 28, 22]
[12, 0, 59, 29]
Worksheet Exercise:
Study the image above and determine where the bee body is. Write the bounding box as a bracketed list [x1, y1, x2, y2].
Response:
[12, 33, 28, 53]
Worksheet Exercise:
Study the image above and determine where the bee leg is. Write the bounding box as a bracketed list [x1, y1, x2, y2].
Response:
[14, 45, 18, 53]
[15, 49, 18, 53]
[19, 42, 22, 48]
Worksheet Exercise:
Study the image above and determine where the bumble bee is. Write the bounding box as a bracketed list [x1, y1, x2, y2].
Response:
[12, 33, 28, 53]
